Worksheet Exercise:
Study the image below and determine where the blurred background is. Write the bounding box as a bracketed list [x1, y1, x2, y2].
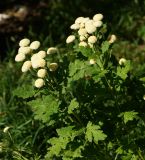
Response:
[0, 0, 145, 159]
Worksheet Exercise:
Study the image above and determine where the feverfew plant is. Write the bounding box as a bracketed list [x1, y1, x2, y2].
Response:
[13, 13, 145, 159]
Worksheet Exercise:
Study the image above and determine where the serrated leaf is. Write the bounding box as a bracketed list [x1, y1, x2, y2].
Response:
[27, 95, 60, 123]
[85, 121, 107, 144]
[68, 99, 79, 114]
[117, 61, 131, 80]
[77, 46, 92, 57]
[13, 84, 35, 99]
[101, 41, 110, 54]
[119, 111, 138, 124]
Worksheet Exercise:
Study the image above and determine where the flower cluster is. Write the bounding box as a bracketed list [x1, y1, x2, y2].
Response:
[66, 13, 104, 47]
[15, 38, 58, 88]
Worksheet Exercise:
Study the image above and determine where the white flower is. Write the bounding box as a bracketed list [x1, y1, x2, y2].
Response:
[85, 23, 96, 34]
[143, 95, 145, 100]
[15, 53, 25, 62]
[21, 61, 32, 72]
[119, 58, 127, 65]
[78, 28, 87, 36]
[80, 23, 85, 28]
[75, 17, 84, 24]
[89, 59, 96, 64]
[82, 17, 90, 23]
[109, 34, 117, 43]
[34, 78, 44, 88]
[93, 21, 103, 27]
[31, 56, 46, 69]
[37, 51, 46, 58]
[19, 38, 30, 47]
[3, 126, 10, 133]
[88, 36, 97, 44]
[30, 41, 40, 50]
[70, 23, 80, 30]
[66, 35, 75, 43]
[18, 47, 31, 54]
[93, 13, 103, 21]
[79, 41, 88, 47]
[49, 63, 58, 71]
[37, 69, 47, 78]
[47, 47, 58, 55]
[80, 35, 87, 41]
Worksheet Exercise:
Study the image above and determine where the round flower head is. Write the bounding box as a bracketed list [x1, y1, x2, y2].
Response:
[49, 63, 58, 71]
[89, 59, 96, 65]
[21, 61, 32, 72]
[70, 23, 80, 30]
[93, 13, 103, 21]
[85, 23, 96, 34]
[109, 34, 117, 44]
[18, 47, 31, 55]
[37, 51, 46, 58]
[30, 41, 40, 50]
[119, 58, 127, 65]
[66, 35, 75, 44]
[31, 56, 46, 69]
[143, 95, 145, 100]
[75, 17, 84, 24]
[78, 28, 87, 36]
[79, 41, 88, 47]
[88, 36, 97, 44]
[34, 78, 44, 88]
[15, 53, 25, 62]
[19, 38, 30, 47]
[37, 69, 47, 78]
[93, 21, 103, 27]
[47, 47, 58, 55]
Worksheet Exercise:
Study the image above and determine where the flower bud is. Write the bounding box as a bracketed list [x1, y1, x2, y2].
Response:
[89, 59, 96, 64]
[109, 34, 117, 44]
[18, 47, 31, 55]
[19, 38, 30, 47]
[93, 13, 103, 21]
[37, 69, 47, 78]
[93, 21, 103, 27]
[66, 35, 75, 44]
[47, 47, 58, 55]
[30, 41, 40, 50]
[34, 78, 44, 88]
[3, 126, 10, 133]
[75, 17, 84, 24]
[49, 63, 58, 71]
[70, 23, 80, 30]
[21, 61, 32, 72]
[88, 36, 97, 44]
[119, 58, 127, 65]
[15, 53, 25, 62]
[79, 41, 88, 47]
[37, 51, 46, 58]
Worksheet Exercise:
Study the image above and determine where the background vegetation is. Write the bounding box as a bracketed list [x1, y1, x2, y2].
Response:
[0, 0, 145, 159]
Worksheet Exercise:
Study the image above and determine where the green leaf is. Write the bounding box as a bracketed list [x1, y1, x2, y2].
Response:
[85, 121, 107, 144]
[119, 111, 138, 124]
[68, 99, 79, 114]
[101, 41, 110, 54]
[13, 84, 35, 99]
[27, 95, 60, 124]
[77, 46, 92, 57]
[117, 61, 131, 80]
